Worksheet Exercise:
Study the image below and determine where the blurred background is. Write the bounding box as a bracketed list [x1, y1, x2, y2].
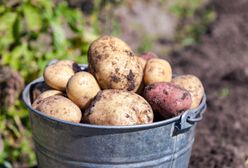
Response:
[0, 0, 248, 168]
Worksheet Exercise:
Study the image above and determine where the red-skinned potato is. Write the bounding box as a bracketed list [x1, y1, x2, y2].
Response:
[143, 82, 192, 118]
[141, 52, 158, 61]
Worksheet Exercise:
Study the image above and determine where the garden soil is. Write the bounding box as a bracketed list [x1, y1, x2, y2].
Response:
[169, 0, 248, 167]
[31, 0, 248, 167]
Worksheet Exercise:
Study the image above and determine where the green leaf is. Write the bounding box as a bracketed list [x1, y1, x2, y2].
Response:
[0, 12, 17, 48]
[9, 44, 26, 70]
[23, 4, 42, 31]
[0, 5, 5, 14]
[12, 16, 21, 42]
[51, 22, 66, 49]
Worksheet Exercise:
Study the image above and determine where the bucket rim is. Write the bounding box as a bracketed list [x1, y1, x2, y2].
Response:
[22, 77, 207, 130]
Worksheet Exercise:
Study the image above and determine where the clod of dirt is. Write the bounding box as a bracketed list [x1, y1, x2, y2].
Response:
[0, 66, 24, 107]
[169, 0, 248, 167]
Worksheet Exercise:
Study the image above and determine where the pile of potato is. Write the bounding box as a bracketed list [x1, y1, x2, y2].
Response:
[31, 36, 204, 126]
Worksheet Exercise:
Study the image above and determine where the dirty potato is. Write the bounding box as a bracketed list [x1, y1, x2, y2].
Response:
[32, 90, 63, 109]
[143, 82, 192, 118]
[88, 36, 143, 92]
[31, 82, 51, 103]
[172, 75, 204, 109]
[136, 56, 147, 70]
[36, 95, 82, 123]
[66, 72, 100, 109]
[44, 60, 80, 91]
[83, 90, 153, 126]
[144, 58, 172, 85]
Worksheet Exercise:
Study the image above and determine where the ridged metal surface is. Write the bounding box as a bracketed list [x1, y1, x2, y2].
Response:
[23, 76, 206, 168]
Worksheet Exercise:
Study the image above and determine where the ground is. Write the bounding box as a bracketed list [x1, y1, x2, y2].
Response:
[169, 0, 248, 167]
[2, 0, 248, 167]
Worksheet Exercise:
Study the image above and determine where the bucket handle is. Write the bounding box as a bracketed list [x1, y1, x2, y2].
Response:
[186, 104, 206, 123]
[173, 98, 207, 135]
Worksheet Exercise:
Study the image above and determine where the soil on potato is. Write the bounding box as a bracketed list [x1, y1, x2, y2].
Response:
[169, 0, 248, 167]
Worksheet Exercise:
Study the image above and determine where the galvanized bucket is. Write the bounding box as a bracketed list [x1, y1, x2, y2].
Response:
[22, 68, 206, 168]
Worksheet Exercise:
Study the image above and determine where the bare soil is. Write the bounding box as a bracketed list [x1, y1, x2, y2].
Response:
[169, 0, 248, 167]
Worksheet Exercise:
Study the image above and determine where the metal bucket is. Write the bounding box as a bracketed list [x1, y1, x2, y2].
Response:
[22, 73, 206, 168]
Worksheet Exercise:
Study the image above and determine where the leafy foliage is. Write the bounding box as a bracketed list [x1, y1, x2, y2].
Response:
[0, 0, 97, 83]
[170, 0, 216, 46]
[0, 0, 98, 167]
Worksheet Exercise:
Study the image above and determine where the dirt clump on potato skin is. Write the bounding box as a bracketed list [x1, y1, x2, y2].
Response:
[88, 36, 143, 92]
[126, 70, 136, 91]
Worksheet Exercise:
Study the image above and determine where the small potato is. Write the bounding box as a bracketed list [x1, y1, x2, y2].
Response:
[141, 52, 158, 61]
[88, 36, 143, 92]
[66, 72, 100, 109]
[143, 82, 192, 118]
[36, 95, 82, 123]
[135, 56, 146, 94]
[172, 75, 204, 109]
[84, 90, 153, 126]
[31, 82, 51, 103]
[144, 58, 172, 85]
[44, 60, 80, 91]
[136, 56, 147, 70]
[32, 90, 63, 109]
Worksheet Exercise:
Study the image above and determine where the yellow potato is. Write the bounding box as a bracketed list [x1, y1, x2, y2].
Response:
[135, 56, 146, 94]
[136, 56, 147, 70]
[36, 95, 82, 123]
[172, 75, 204, 109]
[32, 90, 63, 109]
[144, 58, 172, 85]
[66, 72, 100, 109]
[31, 82, 51, 103]
[88, 36, 143, 92]
[44, 60, 79, 91]
[83, 90, 154, 126]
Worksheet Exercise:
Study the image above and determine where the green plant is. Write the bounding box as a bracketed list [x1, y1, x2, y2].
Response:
[0, 0, 98, 167]
[137, 36, 154, 54]
[170, 0, 216, 47]
[0, 0, 98, 82]
[219, 87, 230, 98]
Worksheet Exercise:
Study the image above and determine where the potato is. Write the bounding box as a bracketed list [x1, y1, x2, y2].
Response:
[31, 82, 51, 103]
[141, 52, 158, 61]
[172, 75, 204, 109]
[83, 90, 153, 126]
[143, 82, 192, 118]
[36, 95, 82, 123]
[44, 60, 80, 91]
[32, 90, 63, 109]
[66, 72, 100, 109]
[136, 56, 147, 70]
[88, 36, 143, 92]
[144, 58, 172, 85]
[135, 56, 146, 94]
